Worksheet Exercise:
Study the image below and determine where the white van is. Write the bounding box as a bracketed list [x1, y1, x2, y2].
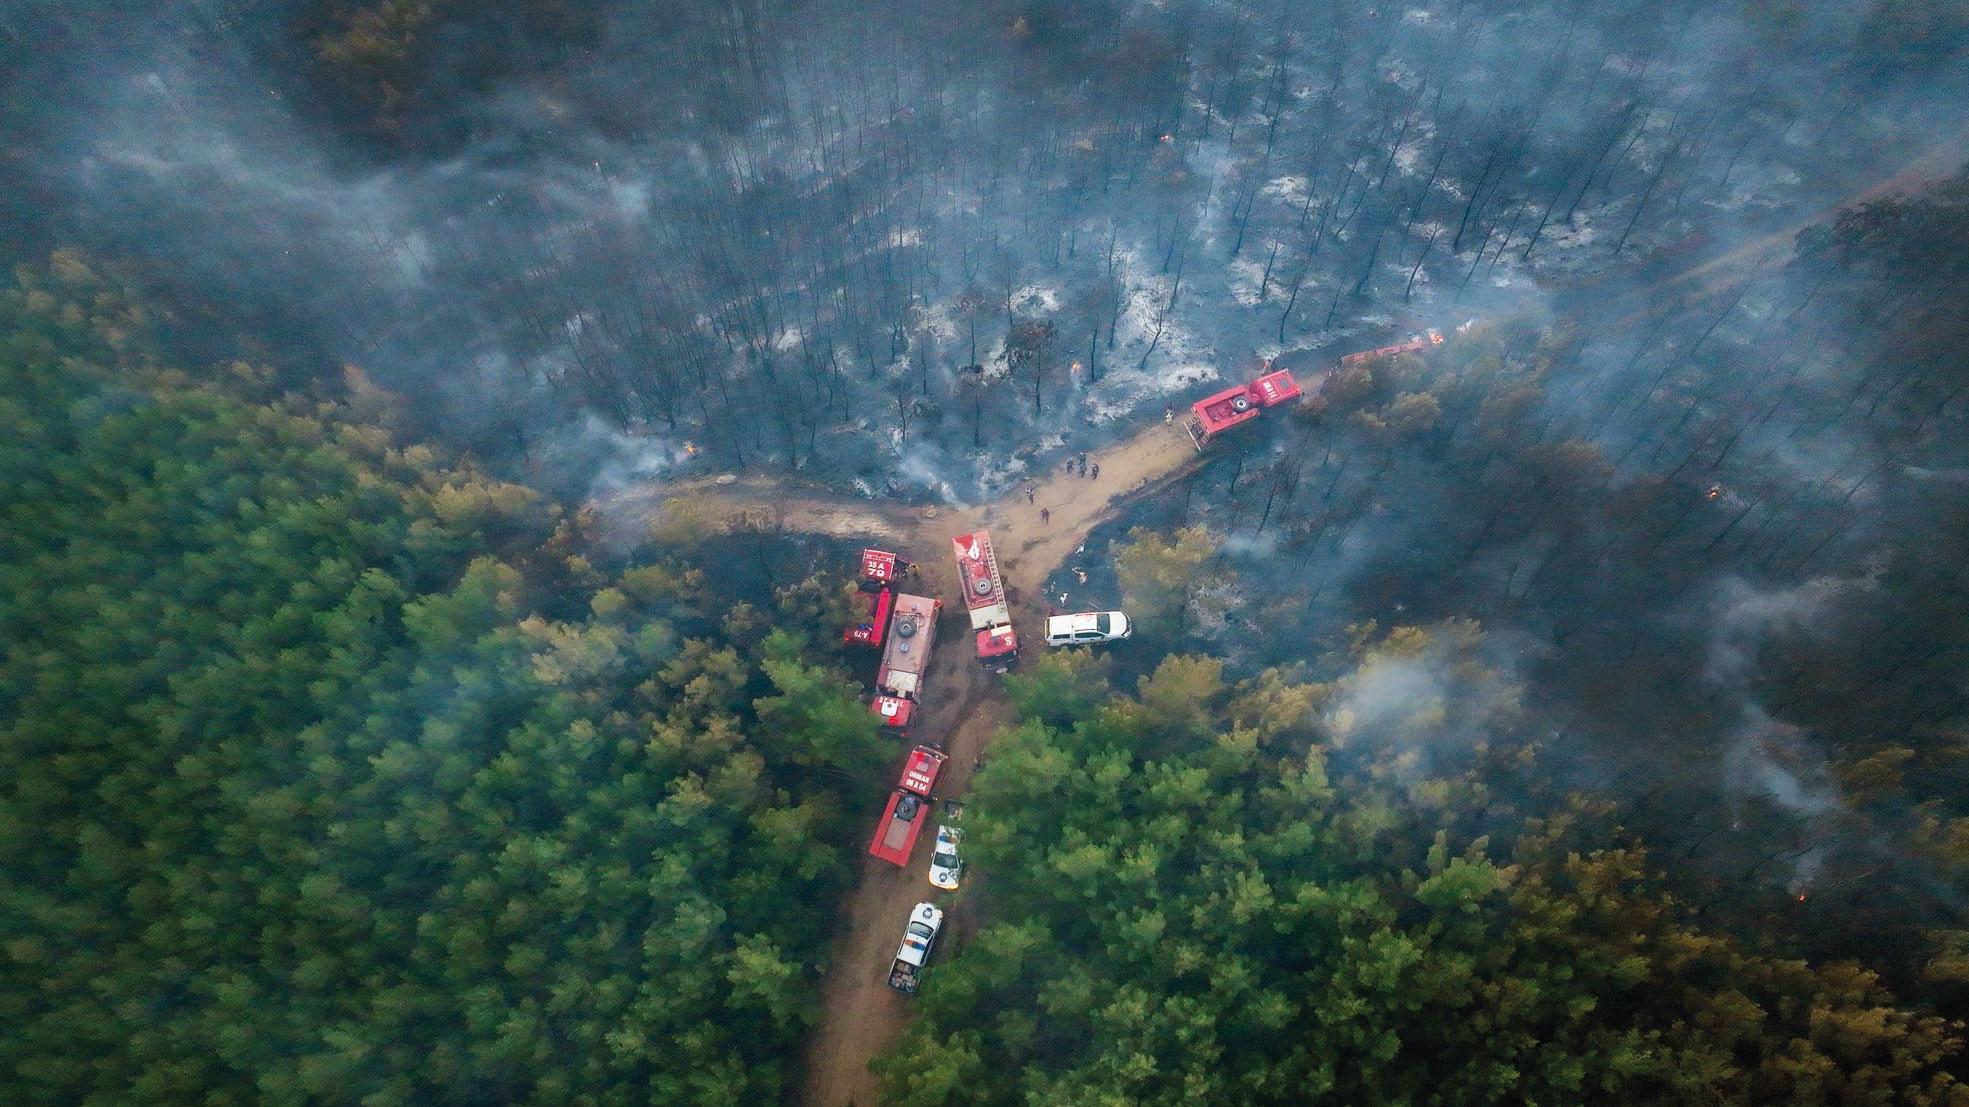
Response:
[1043, 611, 1131, 646]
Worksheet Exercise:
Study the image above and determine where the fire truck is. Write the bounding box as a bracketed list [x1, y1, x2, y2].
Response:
[843, 548, 905, 648]
[1184, 327, 1461, 449]
[868, 746, 946, 867]
[952, 530, 1018, 672]
[1336, 326, 1445, 370]
[871, 592, 940, 731]
[1184, 365, 1304, 448]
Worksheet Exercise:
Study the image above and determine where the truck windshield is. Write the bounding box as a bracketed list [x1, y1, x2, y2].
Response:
[933, 850, 958, 867]
[907, 922, 934, 939]
[1095, 613, 1111, 633]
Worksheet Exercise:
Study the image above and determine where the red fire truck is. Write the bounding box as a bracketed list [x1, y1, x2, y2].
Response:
[1184, 365, 1304, 448]
[843, 548, 904, 648]
[868, 745, 947, 866]
[952, 530, 1018, 672]
[1336, 326, 1445, 370]
[871, 592, 940, 731]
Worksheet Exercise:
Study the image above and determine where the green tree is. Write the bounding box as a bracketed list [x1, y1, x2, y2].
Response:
[0, 259, 867, 1106]
[753, 629, 892, 774]
[1005, 649, 1115, 729]
[1114, 525, 1223, 634]
[877, 656, 1965, 1106]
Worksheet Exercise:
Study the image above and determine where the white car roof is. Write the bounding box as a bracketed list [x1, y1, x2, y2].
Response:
[897, 902, 944, 965]
[1047, 611, 1116, 633]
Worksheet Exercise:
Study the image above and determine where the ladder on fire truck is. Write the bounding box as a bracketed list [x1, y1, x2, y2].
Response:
[974, 535, 1004, 603]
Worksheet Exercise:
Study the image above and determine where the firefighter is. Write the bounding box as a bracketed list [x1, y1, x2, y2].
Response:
[1039, 507, 1050, 525]
[1091, 462, 1099, 480]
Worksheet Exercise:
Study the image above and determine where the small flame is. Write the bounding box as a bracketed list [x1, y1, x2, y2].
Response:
[1159, 134, 1173, 144]
[683, 442, 699, 456]
[1705, 484, 1722, 500]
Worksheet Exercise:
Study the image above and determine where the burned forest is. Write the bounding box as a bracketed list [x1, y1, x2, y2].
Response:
[5, 1, 1969, 1105]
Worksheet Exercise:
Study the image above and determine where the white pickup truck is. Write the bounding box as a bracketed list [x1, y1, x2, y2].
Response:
[887, 902, 944, 994]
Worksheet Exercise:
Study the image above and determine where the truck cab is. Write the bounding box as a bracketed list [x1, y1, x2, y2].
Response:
[887, 902, 944, 994]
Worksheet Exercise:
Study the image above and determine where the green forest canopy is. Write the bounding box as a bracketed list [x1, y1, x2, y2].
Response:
[876, 645, 1967, 1106]
[0, 256, 889, 1106]
[5, 247, 1969, 1106]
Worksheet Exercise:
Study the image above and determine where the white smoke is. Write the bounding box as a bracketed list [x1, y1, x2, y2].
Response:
[1704, 575, 1877, 889]
[1322, 622, 1524, 778]
[560, 413, 695, 500]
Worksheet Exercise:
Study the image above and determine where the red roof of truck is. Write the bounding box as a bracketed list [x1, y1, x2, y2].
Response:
[872, 693, 916, 729]
[976, 624, 1018, 659]
[898, 745, 945, 795]
[1255, 368, 1301, 403]
[861, 549, 899, 583]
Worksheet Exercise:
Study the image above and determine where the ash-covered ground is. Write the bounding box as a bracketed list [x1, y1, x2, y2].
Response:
[5, 1, 1961, 503]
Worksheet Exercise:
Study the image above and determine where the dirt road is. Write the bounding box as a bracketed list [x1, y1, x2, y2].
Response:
[787, 426, 1200, 1107]
[595, 423, 1203, 1107]
[1658, 119, 1969, 296]
[595, 136, 1969, 1105]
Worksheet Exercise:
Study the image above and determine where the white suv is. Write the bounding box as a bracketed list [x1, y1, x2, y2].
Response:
[1043, 611, 1131, 646]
